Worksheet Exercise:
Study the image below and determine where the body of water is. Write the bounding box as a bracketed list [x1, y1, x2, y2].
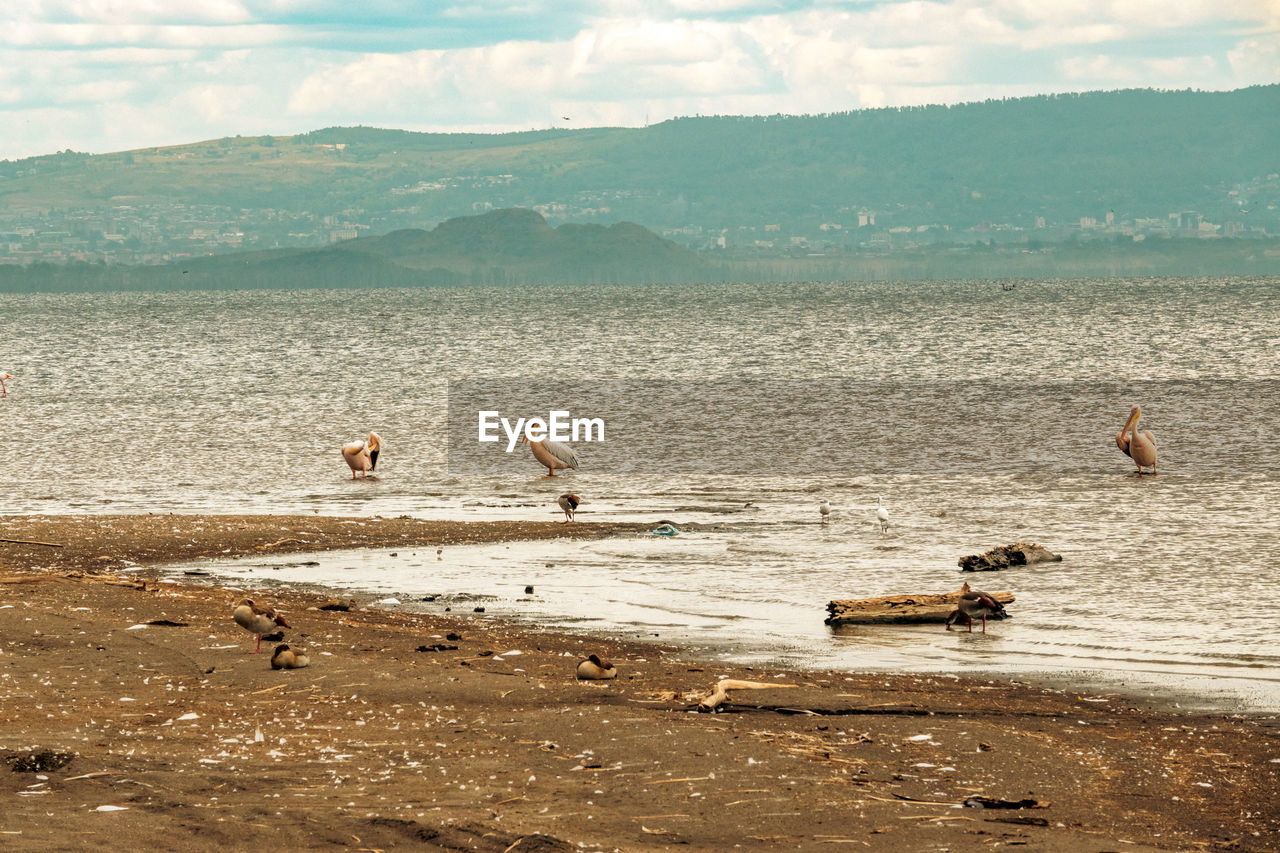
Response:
[3, 277, 1277, 711]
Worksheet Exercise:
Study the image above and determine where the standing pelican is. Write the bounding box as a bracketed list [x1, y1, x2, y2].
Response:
[875, 496, 889, 534]
[818, 499, 831, 522]
[342, 432, 382, 478]
[519, 434, 578, 476]
[1116, 406, 1157, 475]
[233, 599, 290, 653]
[558, 492, 581, 522]
[945, 583, 1008, 633]
[0, 372, 11, 396]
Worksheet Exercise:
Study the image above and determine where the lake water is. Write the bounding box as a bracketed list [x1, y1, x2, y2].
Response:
[3, 277, 1278, 712]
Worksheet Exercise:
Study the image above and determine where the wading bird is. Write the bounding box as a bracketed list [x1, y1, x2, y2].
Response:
[819, 499, 831, 522]
[520, 434, 578, 476]
[342, 432, 382, 478]
[576, 654, 617, 680]
[945, 583, 1008, 633]
[558, 492, 581, 522]
[233, 599, 290, 653]
[0, 372, 11, 396]
[1116, 406, 1157, 474]
[876, 496, 889, 534]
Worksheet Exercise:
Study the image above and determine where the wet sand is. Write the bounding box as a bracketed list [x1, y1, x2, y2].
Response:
[2, 514, 1278, 851]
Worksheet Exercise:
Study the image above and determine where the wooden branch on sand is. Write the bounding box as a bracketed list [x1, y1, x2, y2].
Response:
[697, 679, 799, 712]
[825, 588, 1015, 627]
[0, 537, 65, 547]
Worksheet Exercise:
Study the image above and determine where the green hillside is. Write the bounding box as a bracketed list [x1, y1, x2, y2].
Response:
[2, 86, 1277, 236]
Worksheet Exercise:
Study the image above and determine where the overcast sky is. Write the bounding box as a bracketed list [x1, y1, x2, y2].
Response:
[1, 0, 1276, 160]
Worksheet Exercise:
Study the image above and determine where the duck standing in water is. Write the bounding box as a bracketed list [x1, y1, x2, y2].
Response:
[557, 493, 581, 522]
[945, 583, 1008, 634]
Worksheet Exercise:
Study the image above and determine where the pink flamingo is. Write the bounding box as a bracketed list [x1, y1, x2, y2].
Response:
[0, 373, 11, 396]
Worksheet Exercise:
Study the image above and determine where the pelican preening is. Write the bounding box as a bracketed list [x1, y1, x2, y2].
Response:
[875, 496, 889, 534]
[233, 599, 290, 653]
[1116, 406, 1157, 475]
[945, 583, 1008, 634]
[520, 434, 578, 476]
[0, 372, 11, 396]
[576, 654, 617, 680]
[342, 431, 382, 478]
[819, 499, 831, 522]
[558, 492, 581, 522]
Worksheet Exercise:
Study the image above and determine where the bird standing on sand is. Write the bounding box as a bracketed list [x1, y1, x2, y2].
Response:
[519, 434, 578, 476]
[558, 493, 581, 522]
[342, 432, 382, 478]
[233, 599, 290, 653]
[270, 643, 310, 669]
[945, 583, 1008, 633]
[819, 499, 831, 522]
[875, 496, 889, 534]
[1116, 406, 1157, 474]
[0, 372, 11, 396]
[576, 654, 617, 680]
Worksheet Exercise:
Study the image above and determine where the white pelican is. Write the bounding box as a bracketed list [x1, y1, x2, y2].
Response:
[0, 372, 11, 396]
[576, 654, 617, 680]
[557, 493, 581, 522]
[1116, 406, 1157, 475]
[233, 599, 290, 654]
[818, 499, 831, 522]
[875, 496, 889, 534]
[519, 434, 578, 476]
[945, 583, 1008, 633]
[270, 643, 310, 670]
[341, 431, 382, 478]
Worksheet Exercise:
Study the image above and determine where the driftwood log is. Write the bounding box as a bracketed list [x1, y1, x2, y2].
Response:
[959, 542, 1061, 572]
[825, 588, 1015, 626]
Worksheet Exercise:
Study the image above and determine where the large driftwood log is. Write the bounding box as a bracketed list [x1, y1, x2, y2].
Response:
[958, 542, 1061, 572]
[825, 588, 1015, 626]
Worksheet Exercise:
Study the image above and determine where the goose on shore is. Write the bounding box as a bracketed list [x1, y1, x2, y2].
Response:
[233, 599, 290, 653]
[576, 654, 617, 680]
[270, 643, 310, 669]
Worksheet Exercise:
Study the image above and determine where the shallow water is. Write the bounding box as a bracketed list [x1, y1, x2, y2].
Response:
[3, 277, 1278, 711]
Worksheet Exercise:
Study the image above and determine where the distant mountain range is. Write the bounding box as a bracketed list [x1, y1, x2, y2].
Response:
[2, 86, 1277, 241]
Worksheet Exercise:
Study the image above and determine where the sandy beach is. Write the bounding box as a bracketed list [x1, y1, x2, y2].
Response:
[2, 514, 1278, 852]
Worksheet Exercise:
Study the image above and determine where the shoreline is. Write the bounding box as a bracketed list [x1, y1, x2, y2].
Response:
[3, 514, 1279, 851]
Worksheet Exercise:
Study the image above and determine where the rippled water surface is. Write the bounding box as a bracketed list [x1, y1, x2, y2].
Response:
[3, 277, 1278, 711]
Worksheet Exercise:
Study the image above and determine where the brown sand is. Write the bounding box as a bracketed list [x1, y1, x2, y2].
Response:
[2, 514, 1278, 851]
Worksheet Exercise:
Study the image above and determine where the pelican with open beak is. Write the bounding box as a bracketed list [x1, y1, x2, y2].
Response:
[1116, 406, 1157, 474]
[342, 431, 382, 478]
[519, 434, 578, 476]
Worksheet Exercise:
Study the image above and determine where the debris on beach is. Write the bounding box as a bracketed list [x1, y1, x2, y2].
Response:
[5, 750, 75, 773]
[959, 542, 1061, 572]
[963, 795, 1050, 809]
[826, 588, 1015, 626]
[664, 678, 801, 712]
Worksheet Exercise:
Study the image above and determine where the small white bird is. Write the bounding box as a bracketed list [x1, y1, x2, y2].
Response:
[557, 493, 581, 522]
[876, 496, 889, 534]
[341, 431, 382, 478]
[818, 499, 831, 522]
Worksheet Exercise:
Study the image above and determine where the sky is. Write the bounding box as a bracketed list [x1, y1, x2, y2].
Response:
[1, 0, 1277, 161]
